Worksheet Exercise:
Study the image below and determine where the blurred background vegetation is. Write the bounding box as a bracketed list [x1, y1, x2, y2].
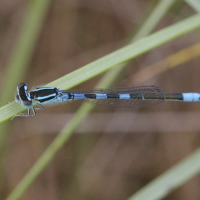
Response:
[1, 0, 200, 199]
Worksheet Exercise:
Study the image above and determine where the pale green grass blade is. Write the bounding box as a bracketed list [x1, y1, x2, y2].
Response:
[6, 3, 175, 199]
[128, 147, 200, 200]
[1, 13, 200, 122]
[185, 0, 200, 12]
[5, 13, 200, 200]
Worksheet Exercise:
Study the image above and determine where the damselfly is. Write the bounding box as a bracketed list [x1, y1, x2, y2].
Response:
[9, 82, 200, 119]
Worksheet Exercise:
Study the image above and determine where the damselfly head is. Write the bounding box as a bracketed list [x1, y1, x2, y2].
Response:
[15, 83, 33, 108]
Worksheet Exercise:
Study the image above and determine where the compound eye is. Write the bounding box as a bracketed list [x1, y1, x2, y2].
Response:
[17, 83, 28, 91]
